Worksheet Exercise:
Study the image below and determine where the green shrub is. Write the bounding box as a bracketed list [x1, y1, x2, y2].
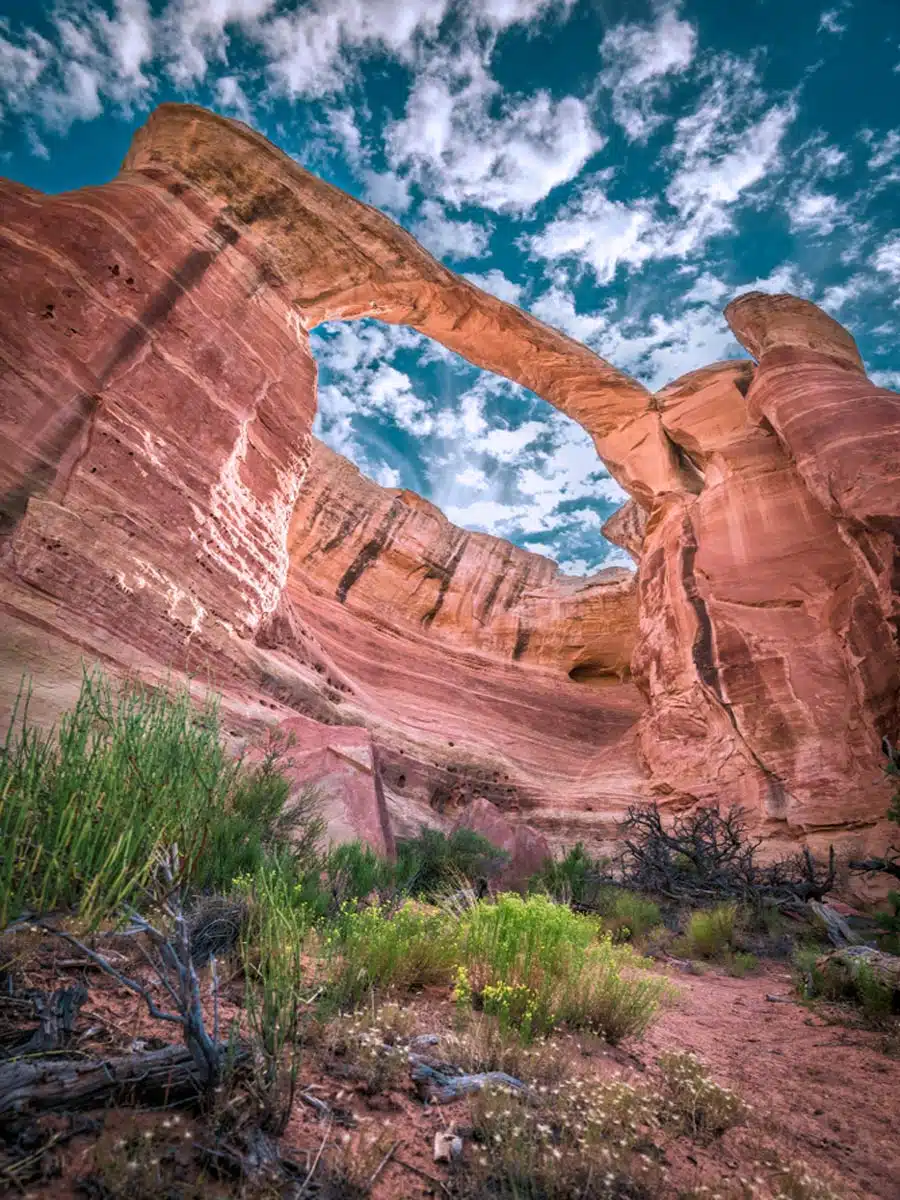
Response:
[682, 902, 738, 959]
[528, 841, 610, 906]
[593, 886, 662, 943]
[325, 901, 457, 1009]
[457, 893, 667, 1042]
[396, 827, 509, 896]
[724, 950, 759, 977]
[0, 672, 305, 926]
[657, 1050, 748, 1140]
[238, 861, 315, 1133]
[0, 669, 325, 928]
[874, 890, 900, 954]
[290, 841, 398, 920]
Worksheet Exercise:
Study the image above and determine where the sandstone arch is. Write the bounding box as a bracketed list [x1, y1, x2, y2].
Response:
[1, 102, 898, 864]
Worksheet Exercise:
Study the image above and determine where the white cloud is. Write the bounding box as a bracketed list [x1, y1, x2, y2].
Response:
[789, 189, 848, 236]
[213, 74, 252, 122]
[324, 105, 366, 166]
[873, 236, 900, 282]
[385, 48, 602, 213]
[666, 100, 796, 253]
[374, 463, 402, 487]
[526, 187, 658, 284]
[819, 276, 866, 313]
[410, 199, 492, 261]
[24, 122, 49, 159]
[473, 420, 546, 463]
[471, 0, 576, 27]
[598, 3, 697, 142]
[527, 58, 796, 285]
[870, 369, 900, 390]
[529, 286, 610, 344]
[818, 6, 848, 34]
[734, 263, 809, 296]
[159, 0, 276, 88]
[363, 168, 413, 214]
[682, 273, 729, 305]
[864, 129, 900, 171]
[464, 269, 524, 305]
[456, 465, 490, 490]
[597, 304, 741, 390]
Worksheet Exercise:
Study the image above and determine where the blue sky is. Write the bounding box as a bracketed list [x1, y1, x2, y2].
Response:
[1, 0, 898, 574]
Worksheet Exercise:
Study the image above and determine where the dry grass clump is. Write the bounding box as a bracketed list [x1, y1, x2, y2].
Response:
[321, 1011, 410, 1095]
[452, 1076, 663, 1199]
[768, 1158, 843, 1200]
[79, 1115, 230, 1200]
[441, 1013, 566, 1087]
[656, 1051, 748, 1141]
[317, 1131, 399, 1200]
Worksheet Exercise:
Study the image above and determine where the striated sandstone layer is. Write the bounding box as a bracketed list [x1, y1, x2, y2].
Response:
[1, 102, 897, 866]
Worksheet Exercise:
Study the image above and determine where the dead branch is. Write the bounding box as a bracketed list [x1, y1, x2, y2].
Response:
[616, 802, 836, 906]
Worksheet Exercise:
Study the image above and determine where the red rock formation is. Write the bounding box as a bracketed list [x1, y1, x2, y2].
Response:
[252, 715, 394, 857]
[0, 103, 897, 867]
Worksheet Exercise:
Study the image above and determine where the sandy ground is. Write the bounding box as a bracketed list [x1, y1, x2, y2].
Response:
[3, 947, 898, 1199]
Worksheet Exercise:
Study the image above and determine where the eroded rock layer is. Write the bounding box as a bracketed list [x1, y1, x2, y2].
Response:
[0, 103, 897, 864]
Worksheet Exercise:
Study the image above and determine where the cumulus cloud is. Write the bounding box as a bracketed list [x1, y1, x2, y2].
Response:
[598, 3, 697, 142]
[789, 189, 848, 236]
[465, 269, 525, 305]
[818, 6, 849, 35]
[385, 48, 603, 213]
[525, 54, 796, 285]
[872, 236, 900, 281]
[870, 369, 900, 390]
[411, 199, 493, 261]
[213, 74, 253, 122]
[363, 168, 413, 214]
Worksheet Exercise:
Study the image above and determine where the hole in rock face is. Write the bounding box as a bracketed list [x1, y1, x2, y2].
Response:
[568, 661, 624, 686]
[308, 319, 634, 578]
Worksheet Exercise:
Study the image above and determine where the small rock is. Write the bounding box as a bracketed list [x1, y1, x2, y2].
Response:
[434, 1132, 463, 1163]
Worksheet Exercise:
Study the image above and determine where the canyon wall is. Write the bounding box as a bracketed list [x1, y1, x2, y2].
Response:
[1, 103, 897, 862]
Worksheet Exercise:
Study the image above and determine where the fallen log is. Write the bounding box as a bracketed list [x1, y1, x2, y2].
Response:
[0, 985, 88, 1061]
[0, 1043, 232, 1116]
[807, 901, 860, 948]
[815, 946, 900, 994]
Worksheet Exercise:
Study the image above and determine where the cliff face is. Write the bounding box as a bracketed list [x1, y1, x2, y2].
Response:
[1, 102, 897, 862]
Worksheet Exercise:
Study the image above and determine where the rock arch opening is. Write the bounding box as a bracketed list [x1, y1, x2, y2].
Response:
[308, 317, 633, 580]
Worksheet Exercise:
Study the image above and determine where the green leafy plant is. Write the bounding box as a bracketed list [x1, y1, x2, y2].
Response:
[0, 669, 323, 929]
[593, 886, 663, 943]
[395, 826, 509, 896]
[874, 890, 900, 954]
[528, 841, 611, 906]
[457, 893, 667, 1042]
[238, 861, 315, 1133]
[681, 902, 739, 959]
[325, 900, 457, 1009]
[791, 942, 893, 1020]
